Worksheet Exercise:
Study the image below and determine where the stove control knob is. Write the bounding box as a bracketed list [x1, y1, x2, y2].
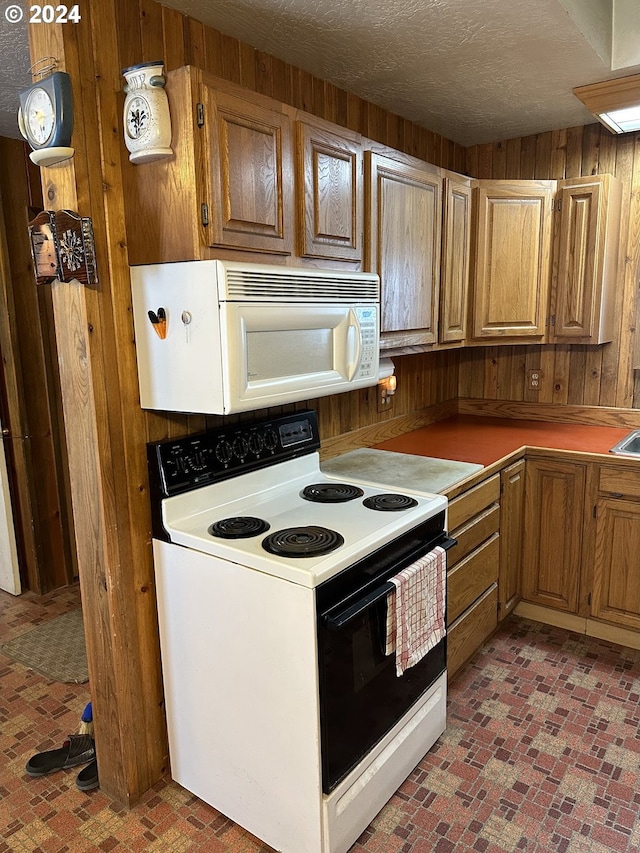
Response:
[248, 433, 263, 456]
[189, 450, 207, 471]
[232, 436, 249, 460]
[215, 439, 233, 465]
[263, 428, 278, 452]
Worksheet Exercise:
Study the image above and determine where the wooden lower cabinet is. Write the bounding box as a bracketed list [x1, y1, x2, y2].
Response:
[498, 460, 525, 620]
[520, 458, 639, 645]
[448, 586, 498, 677]
[521, 459, 586, 613]
[591, 467, 640, 631]
[446, 474, 500, 678]
[448, 535, 499, 623]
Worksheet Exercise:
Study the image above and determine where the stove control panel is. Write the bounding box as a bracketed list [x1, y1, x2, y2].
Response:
[148, 409, 321, 497]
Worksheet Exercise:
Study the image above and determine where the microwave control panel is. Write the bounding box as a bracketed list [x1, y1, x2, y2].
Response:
[353, 306, 379, 380]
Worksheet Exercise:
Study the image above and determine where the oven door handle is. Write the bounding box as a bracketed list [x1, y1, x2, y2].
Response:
[322, 535, 457, 630]
[323, 581, 394, 630]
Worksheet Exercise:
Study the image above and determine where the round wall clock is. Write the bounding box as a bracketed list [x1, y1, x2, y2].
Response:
[122, 61, 173, 164]
[17, 71, 74, 167]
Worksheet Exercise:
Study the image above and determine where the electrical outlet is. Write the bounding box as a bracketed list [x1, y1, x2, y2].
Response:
[377, 383, 395, 413]
[528, 368, 543, 390]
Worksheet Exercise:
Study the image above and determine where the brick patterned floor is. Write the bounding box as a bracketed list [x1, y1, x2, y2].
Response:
[1, 584, 638, 852]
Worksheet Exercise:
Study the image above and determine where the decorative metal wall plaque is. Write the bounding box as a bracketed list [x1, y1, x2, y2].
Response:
[28, 209, 98, 286]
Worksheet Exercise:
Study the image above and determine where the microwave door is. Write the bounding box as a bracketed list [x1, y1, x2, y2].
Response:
[221, 303, 359, 410]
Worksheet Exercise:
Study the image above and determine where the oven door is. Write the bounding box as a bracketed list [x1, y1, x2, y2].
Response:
[316, 520, 454, 793]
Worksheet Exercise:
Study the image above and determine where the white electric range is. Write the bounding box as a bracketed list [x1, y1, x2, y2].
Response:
[148, 410, 452, 853]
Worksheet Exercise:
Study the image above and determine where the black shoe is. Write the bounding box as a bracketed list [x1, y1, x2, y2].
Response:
[25, 734, 95, 777]
[76, 758, 99, 791]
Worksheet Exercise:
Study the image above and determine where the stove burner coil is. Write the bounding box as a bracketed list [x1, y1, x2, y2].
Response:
[208, 517, 270, 539]
[301, 483, 365, 503]
[262, 526, 344, 557]
[362, 494, 419, 511]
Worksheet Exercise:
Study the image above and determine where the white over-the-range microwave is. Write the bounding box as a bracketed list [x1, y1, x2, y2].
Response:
[130, 260, 381, 415]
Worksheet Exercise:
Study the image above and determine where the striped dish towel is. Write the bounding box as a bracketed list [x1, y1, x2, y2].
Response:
[385, 546, 446, 677]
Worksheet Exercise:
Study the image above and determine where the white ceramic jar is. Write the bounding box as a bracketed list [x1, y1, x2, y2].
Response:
[122, 61, 173, 164]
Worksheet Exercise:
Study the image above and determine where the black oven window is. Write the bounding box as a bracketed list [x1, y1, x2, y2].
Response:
[318, 598, 445, 793]
[351, 599, 388, 691]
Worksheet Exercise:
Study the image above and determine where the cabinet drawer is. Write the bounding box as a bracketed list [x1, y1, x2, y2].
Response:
[599, 467, 640, 498]
[448, 504, 499, 568]
[448, 474, 500, 531]
[447, 584, 497, 678]
[447, 534, 499, 624]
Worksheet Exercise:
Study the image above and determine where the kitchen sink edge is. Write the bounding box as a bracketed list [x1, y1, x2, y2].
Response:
[609, 429, 640, 458]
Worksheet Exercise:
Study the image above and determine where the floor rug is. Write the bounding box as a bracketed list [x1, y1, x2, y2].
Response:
[0, 609, 88, 683]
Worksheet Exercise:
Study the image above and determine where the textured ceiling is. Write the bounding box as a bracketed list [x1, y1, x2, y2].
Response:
[1, 0, 639, 145]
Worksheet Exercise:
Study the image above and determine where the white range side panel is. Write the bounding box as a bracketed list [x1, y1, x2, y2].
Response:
[153, 540, 324, 853]
[130, 260, 225, 414]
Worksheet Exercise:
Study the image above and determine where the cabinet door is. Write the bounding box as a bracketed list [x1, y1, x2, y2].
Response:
[552, 174, 622, 343]
[440, 177, 471, 343]
[592, 497, 640, 630]
[472, 180, 554, 340]
[522, 459, 585, 613]
[204, 85, 294, 255]
[295, 119, 362, 261]
[366, 152, 442, 349]
[499, 459, 525, 620]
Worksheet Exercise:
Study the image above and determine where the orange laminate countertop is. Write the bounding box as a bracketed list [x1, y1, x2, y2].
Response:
[373, 415, 634, 468]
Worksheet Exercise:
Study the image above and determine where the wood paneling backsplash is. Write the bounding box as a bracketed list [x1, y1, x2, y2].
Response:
[462, 126, 640, 410]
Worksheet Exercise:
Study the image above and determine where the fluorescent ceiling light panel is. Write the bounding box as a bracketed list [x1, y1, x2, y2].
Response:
[573, 74, 640, 133]
[599, 106, 640, 133]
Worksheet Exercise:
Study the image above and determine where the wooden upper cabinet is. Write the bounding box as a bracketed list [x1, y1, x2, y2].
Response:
[295, 118, 362, 262]
[203, 81, 294, 255]
[440, 176, 471, 343]
[125, 67, 294, 264]
[471, 180, 555, 340]
[551, 174, 622, 344]
[365, 152, 442, 349]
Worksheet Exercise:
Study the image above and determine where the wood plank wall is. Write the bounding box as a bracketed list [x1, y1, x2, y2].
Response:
[462, 126, 640, 409]
[0, 138, 75, 592]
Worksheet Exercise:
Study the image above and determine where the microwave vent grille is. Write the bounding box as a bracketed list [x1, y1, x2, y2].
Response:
[223, 269, 379, 302]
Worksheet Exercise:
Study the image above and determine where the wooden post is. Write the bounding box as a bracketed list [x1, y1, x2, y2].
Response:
[26, 5, 167, 803]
